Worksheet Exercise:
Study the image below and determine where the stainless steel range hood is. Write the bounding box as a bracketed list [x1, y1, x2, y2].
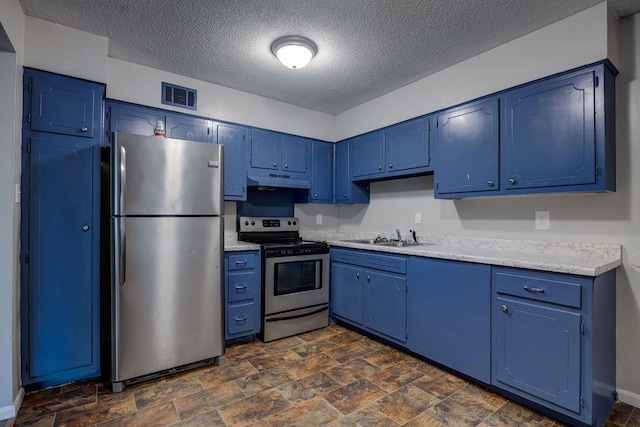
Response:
[246, 174, 311, 190]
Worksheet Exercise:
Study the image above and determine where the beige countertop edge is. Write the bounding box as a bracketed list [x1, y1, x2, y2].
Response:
[327, 241, 621, 277]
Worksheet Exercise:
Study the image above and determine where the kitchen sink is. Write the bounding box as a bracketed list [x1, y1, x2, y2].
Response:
[340, 239, 434, 247]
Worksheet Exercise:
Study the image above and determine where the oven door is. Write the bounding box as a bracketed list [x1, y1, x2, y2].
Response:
[264, 252, 330, 315]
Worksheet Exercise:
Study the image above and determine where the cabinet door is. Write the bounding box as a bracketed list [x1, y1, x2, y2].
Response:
[109, 103, 165, 137]
[363, 270, 407, 342]
[494, 296, 582, 413]
[250, 129, 280, 170]
[407, 258, 490, 382]
[166, 114, 214, 143]
[330, 262, 363, 324]
[218, 124, 247, 200]
[30, 73, 99, 139]
[310, 141, 334, 203]
[352, 131, 385, 178]
[385, 117, 430, 172]
[503, 70, 596, 189]
[335, 140, 351, 203]
[26, 135, 97, 380]
[435, 98, 499, 195]
[282, 135, 309, 173]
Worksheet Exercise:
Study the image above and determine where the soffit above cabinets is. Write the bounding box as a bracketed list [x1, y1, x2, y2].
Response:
[18, 0, 640, 115]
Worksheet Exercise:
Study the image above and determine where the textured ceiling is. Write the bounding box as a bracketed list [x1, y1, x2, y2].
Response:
[18, 0, 640, 115]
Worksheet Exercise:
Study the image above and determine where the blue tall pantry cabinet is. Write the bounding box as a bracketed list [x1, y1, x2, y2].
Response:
[21, 69, 104, 387]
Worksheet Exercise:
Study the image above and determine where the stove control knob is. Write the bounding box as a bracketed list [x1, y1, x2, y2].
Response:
[244, 220, 249, 226]
[251, 221, 255, 226]
[293, 221, 297, 225]
[288, 221, 292, 225]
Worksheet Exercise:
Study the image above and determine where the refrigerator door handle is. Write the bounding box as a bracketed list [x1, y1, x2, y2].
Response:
[120, 219, 126, 287]
[119, 146, 127, 215]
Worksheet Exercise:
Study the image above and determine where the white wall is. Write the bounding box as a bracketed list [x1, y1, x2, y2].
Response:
[296, 5, 640, 406]
[0, 0, 24, 420]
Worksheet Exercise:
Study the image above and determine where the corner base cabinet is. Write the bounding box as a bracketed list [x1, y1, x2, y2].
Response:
[224, 251, 261, 341]
[492, 267, 616, 427]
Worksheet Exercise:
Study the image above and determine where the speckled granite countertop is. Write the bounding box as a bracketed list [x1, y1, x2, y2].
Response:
[300, 230, 621, 277]
[224, 233, 260, 252]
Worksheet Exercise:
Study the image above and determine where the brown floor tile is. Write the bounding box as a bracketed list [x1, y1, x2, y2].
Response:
[607, 401, 635, 426]
[198, 360, 259, 388]
[225, 342, 268, 362]
[412, 371, 467, 399]
[218, 389, 292, 427]
[481, 401, 554, 426]
[16, 385, 97, 423]
[173, 381, 245, 421]
[14, 413, 55, 427]
[266, 397, 342, 427]
[326, 341, 378, 363]
[327, 330, 363, 346]
[235, 365, 298, 396]
[95, 383, 136, 406]
[404, 412, 444, 427]
[285, 353, 340, 378]
[364, 347, 410, 370]
[170, 409, 226, 426]
[400, 356, 441, 374]
[426, 388, 497, 427]
[363, 362, 424, 392]
[133, 376, 203, 410]
[628, 408, 640, 427]
[258, 336, 305, 353]
[457, 384, 507, 412]
[95, 400, 180, 427]
[52, 393, 137, 427]
[358, 336, 386, 351]
[291, 339, 339, 358]
[372, 384, 441, 425]
[324, 358, 381, 386]
[327, 406, 400, 427]
[323, 378, 387, 415]
[297, 327, 341, 342]
[276, 372, 341, 402]
[247, 348, 303, 371]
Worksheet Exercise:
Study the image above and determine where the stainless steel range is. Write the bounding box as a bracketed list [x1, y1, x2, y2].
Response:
[238, 216, 329, 342]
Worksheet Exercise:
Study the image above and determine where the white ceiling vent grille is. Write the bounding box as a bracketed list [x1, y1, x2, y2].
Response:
[162, 82, 197, 110]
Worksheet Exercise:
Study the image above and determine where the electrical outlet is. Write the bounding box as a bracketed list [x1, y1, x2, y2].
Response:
[316, 214, 322, 225]
[414, 212, 422, 224]
[535, 210, 550, 230]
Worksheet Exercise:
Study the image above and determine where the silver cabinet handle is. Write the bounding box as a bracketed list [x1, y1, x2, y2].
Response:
[235, 259, 248, 266]
[355, 273, 360, 279]
[366, 275, 370, 282]
[378, 165, 382, 170]
[343, 193, 347, 198]
[284, 163, 288, 168]
[234, 316, 248, 323]
[524, 285, 545, 293]
[273, 162, 277, 167]
[82, 225, 90, 231]
[235, 284, 248, 291]
[389, 164, 393, 169]
[314, 193, 318, 198]
[509, 178, 516, 185]
[80, 126, 88, 132]
[487, 180, 494, 187]
[501, 304, 508, 313]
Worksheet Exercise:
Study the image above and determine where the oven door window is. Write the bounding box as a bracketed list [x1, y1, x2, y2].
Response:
[273, 260, 322, 296]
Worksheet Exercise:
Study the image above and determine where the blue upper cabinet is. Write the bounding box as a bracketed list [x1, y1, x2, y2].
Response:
[335, 139, 370, 204]
[282, 135, 310, 173]
[166, 114, 215, 143]
[29, 72, 101, 139]
[436, 61, 617, 199]
[503, 70, 595, 190]
[108, 102, 165, 139]
[352, 131, 385, 178]
[435, 98, 500, 196]
[310, 141, 334, 203]
[250, 129, 281, 170]
[385, 117, 430, 174]
[352, 117, 432, 181]
[219, 123, 248, 201]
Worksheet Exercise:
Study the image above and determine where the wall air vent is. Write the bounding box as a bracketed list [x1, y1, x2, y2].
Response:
[162, 82, 197, 110]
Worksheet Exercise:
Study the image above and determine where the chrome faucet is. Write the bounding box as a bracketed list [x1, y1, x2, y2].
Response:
[396, 228, 402, 242]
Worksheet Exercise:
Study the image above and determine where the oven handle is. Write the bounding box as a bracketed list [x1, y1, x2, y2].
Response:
[265, 306, 329, 322]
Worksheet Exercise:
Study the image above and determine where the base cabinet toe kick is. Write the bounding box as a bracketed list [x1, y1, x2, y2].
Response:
[329, 248, 617, 427]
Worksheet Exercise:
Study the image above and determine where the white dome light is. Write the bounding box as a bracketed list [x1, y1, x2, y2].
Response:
[271, 36, 317, 70]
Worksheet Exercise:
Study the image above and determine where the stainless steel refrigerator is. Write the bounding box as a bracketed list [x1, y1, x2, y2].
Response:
[109, 132, 224, 392]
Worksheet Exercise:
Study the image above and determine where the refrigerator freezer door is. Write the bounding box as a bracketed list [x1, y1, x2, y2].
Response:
[111, 216, 223, 383]
[111, 133, 223, 216]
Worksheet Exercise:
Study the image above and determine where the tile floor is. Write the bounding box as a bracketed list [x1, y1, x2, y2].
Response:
[13, 323, 640, 427]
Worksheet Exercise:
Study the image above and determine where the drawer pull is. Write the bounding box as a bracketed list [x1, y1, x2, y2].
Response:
[501, 304, 509, 313]
[355, 273, 360, 279]
[235, 284, 248, 292]
[234, 316, 248, 323]
[235, 260, 248, 266]
[523, 285, 545, 294]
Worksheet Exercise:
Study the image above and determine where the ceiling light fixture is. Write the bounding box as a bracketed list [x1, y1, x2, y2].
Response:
[271, 36, 317, 69]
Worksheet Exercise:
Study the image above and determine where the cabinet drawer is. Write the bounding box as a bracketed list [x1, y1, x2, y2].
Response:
[228, 254, 255, 270]
[227, 303, 255, 335]
[227, 272, 255, 302]
[331, 248, 406, 274]
[493, 268, 584, 309]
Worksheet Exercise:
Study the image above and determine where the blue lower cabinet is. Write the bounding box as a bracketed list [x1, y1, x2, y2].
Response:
[407, 258, 491, 382]
[330, 262, 363, 325]
[224, 251, 260, 341]
[491, 267, 616, 426]
[363, 270, 406, 342]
